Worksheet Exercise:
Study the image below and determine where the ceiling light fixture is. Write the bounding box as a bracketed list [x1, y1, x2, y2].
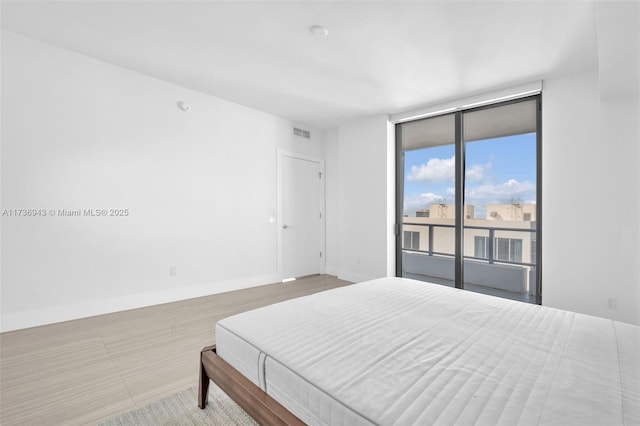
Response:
[310, 25, 328, 38]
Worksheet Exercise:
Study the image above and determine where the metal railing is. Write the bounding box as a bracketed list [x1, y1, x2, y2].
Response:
[402, 222, 536, 267]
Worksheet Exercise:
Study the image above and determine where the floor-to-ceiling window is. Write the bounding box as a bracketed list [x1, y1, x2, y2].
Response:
[398, 113, 457, 286]
[396, 95, 541, 304]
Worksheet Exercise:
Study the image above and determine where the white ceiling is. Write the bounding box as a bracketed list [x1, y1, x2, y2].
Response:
[0, 1, 628, 129]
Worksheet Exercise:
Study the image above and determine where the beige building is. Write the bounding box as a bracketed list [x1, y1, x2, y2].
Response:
[403, 203, 536, 264]
[486, 203, 536, 221]
[418, 203, 475, 219]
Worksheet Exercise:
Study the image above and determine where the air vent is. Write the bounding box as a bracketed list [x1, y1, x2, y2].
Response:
[293, 127, 311, 139]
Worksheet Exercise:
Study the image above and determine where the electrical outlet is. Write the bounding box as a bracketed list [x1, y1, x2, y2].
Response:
[607, 297, 617, 310]
[170, 266, 177, 277]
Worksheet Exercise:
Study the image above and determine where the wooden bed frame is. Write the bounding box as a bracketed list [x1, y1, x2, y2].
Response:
[198, 345, 305, 425]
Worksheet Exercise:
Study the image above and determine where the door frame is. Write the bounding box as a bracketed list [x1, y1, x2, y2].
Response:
[276, 149, 326, 280]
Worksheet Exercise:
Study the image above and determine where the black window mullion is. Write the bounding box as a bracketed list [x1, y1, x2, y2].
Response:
[455, 112, 464, 289]
[535, 95, 543, 305]
[395, 124, 404, 277]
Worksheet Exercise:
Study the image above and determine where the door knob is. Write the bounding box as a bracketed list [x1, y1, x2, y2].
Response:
[283, 224, 291, 229]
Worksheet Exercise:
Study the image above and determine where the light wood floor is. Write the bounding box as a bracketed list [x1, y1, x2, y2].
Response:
[0, 274, 351, 425]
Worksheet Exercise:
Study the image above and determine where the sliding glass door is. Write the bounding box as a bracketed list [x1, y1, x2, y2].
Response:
[396, 96, 541, 304]
[399, 113, 456, 286]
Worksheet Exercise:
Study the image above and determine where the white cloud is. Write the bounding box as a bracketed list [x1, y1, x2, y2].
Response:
[403, 192, 446, 216]
[407, 156, 490, 183]
[466, 179, 535, 204]
[466, 163, 491, 182]
[407, 156, 455, 182]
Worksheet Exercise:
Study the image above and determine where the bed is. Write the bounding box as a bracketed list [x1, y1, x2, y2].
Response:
[198, 277, 640, 425]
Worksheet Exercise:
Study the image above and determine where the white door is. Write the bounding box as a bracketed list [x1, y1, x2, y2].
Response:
[280, 153, 323, 279]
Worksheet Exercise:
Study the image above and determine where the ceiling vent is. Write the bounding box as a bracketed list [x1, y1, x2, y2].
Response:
[293, 127, 311, 139]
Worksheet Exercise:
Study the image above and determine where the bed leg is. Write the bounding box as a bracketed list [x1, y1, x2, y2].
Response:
[198, 345, 215, 409]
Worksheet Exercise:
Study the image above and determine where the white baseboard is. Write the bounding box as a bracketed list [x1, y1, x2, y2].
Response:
[337, 270, 382, 284]
[324, 266, 339, 277]
[0, 273, 280, 332]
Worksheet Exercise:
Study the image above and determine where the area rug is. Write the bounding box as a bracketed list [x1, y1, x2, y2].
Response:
[98, 384, 258, 426]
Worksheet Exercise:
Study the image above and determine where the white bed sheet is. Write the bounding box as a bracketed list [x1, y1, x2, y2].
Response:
[216, 277, 640, 426]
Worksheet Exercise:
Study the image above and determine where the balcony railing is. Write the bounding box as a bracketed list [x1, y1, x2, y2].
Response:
[401, 222, 537, 299]
[401, 222, 536, 267]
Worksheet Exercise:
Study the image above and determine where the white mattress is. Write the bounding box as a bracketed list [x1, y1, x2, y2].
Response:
[216, 277, 640, 426]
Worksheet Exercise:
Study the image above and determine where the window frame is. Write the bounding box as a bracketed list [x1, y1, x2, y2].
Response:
[403, 230, 420, 250]
[395, 94, 542, 304]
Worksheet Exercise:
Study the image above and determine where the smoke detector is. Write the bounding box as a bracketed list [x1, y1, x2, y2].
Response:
[177, 101, 191, 112]
[310, 25, 328, 38]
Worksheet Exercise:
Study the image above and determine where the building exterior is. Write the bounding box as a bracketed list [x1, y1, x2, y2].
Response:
[486, 203, 536, 221]
[402, 203, 537, 295]
[426, 203, 475, 219]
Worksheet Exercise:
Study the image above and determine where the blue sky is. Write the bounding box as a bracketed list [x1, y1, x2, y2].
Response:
[403, 133, 536, 218]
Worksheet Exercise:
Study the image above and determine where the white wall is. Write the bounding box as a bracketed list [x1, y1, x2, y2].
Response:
[542, 69, 640, 325]
[324, 128, 339, 276]
[0, 30, 325, 331]
[327, 115, 395, 283]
